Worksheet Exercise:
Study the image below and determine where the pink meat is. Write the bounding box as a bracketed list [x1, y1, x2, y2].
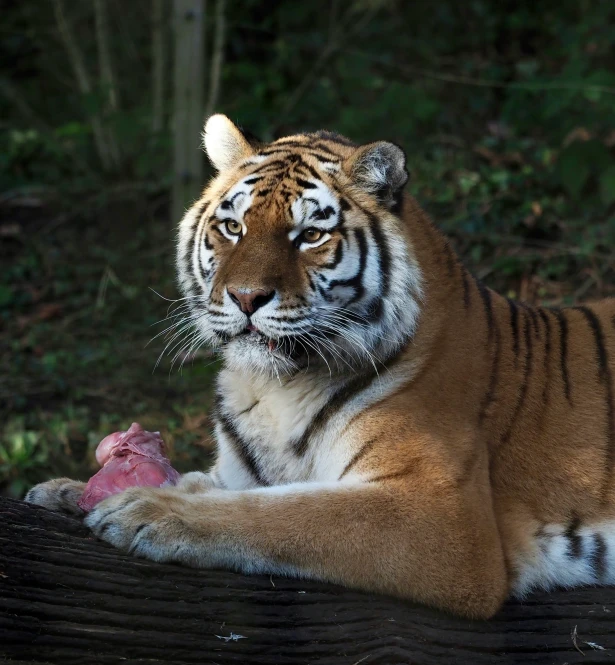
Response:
[78, 423, 181, 512]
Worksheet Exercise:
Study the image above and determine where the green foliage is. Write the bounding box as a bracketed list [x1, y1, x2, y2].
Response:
[0, 418, 48, 497]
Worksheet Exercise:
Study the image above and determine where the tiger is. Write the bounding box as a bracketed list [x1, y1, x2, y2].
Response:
[25, 113, 615, 619]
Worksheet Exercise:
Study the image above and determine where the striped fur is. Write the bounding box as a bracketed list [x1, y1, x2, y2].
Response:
[27, 115, 615, 619]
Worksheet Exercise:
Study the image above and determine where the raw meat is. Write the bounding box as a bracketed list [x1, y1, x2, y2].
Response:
[78, 422, 181, 512]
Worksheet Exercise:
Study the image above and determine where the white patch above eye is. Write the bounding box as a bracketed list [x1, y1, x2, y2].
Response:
[320, 161, 340, 173]
[290, 180, 340, 232]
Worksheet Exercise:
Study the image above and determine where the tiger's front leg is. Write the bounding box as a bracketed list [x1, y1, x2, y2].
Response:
[84, 478, 508, 618]
[24, 470, 220, 517]
[25, 478, 87, 516]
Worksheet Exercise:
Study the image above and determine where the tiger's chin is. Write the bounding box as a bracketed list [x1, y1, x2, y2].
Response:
[221, 329, 309, 378]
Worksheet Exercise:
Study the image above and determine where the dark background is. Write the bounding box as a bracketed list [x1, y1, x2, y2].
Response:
[1, 0, 615, 497]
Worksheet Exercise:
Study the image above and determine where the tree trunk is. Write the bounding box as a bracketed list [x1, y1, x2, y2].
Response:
[152, 0, 167, 134]
[52, 0, 117, 172]
[1, 497, 615, 664]
[204, 0, 226, 118]
[172, 0, 205, 226]
[94, 0, 122, 166]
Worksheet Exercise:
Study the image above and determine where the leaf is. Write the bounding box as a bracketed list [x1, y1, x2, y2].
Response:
[599, 165, 615, 206]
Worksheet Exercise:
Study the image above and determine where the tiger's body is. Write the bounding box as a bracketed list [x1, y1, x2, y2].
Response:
[26, 115, 615, 618]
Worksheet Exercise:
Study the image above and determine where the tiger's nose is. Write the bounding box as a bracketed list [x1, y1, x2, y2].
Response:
[227, 287, 275, 315]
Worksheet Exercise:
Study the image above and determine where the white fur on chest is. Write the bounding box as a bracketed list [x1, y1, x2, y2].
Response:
[215, 360, 416, 488]
[217, 369, 337, 483]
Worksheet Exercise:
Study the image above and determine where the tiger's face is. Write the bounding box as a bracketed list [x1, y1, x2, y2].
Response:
[176, 115, 423, 377]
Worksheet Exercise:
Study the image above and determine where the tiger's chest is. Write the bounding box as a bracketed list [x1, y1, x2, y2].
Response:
[214, 363, 415, 489]
[215, 369, 341, 486]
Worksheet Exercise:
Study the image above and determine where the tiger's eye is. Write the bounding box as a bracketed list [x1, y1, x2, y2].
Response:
[302, 228, 323, 243]
[225, 220, 242, 236]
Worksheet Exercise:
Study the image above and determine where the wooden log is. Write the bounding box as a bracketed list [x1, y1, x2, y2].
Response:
[1, 496, 614, 664]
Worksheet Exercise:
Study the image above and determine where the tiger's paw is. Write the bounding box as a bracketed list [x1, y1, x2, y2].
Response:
[24, 478, 86, 516]
[176, 471, 218, 494]
[84, 486, 200, 563]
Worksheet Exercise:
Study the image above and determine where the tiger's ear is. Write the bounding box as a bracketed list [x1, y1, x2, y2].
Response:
[344, 141, 408, 207]
[202, 114, 256, 172]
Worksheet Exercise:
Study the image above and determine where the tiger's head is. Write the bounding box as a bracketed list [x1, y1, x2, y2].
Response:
[176, 115, 422, 377]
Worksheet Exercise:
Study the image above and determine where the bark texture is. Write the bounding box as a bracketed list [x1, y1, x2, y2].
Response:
[1, 497, 615, 664]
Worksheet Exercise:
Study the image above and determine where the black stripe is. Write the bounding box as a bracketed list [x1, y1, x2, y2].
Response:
[293, 372, 379, 456]
[260, 146, 338, 163]
[477, 284, 500, 424]
[365, 298, 384, 322]
[478, 334, 500, 424]
[574, 306, 615, 499]
[313, 130, 356, 147]
[296, 178, 317, 189]
[237, 401, 259, 416]
[538, 308, 552, 406]
[521, 305, 539, 338]
[551, 308, 571, 404]
[369, 466, 415, 483]
[323, 239, 344, 269]
[367, 213, 391, 301]
[327, 228, 367, 304]
[300, 162, 324, 181]
[243, 176, 261, 185]
[565, 517, 583, 558]
[270, 139, 339, 157]
[196, 209, 215, 285]
[312, 141, 342, 156]
[590, 533, 608, 580]
[498, 308, 534, 445]
[217, 411, 269, 486]
[477, 281, 495, 343]
[507, 299, 520, 363]
[187, 199, 210, 287]
[338, 438, 378, 480]
[249, 159, 286, 175]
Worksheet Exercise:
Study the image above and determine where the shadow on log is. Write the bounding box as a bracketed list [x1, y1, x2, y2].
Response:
[1, 496, 615, 664]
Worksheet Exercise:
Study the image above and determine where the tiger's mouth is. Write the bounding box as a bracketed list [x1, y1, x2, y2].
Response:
[239, 325, 277, 352]
[234, 325, 307, 360]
